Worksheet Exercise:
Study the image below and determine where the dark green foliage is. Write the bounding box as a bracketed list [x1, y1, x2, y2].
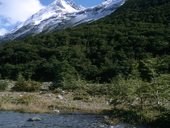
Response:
[108, 75, 170, 127]
[0, 80, 8, 91]
[109, 74, 170, 110]
[138, 60, 155, 81]
[50, 61, 78, 90]
[150, 112, 170, 128]
[0, 0, 169, 83]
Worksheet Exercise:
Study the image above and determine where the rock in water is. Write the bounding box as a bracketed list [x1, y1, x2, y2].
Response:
[53, 109, 60, 113]
[27, 117, 42, 122]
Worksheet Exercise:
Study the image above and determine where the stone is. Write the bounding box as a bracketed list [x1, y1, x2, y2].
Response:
[104, 115, 109, 120]
[48, 94, 52, 97]
[41, 82, 52, 91]
[57, 94, 64, 100]
[53, 109, 60, 113]
[61, 90, 65, 95]
[27, 117, 41, 122]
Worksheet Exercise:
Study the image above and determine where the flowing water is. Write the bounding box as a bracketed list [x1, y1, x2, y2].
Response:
[0, 111, 145, 128]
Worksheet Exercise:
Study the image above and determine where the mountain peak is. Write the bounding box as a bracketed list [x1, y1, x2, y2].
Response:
[51, 0, 83, 12]
[2, 0, 125, 40]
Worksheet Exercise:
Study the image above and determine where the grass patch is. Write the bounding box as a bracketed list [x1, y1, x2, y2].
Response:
[16, 94, 37, 105]
[73, 90, 90, 101]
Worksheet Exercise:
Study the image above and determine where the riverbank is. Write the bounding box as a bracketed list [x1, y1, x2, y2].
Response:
[0, 79, 169, 128]
[1, 91, 169, 128]
[0, 91, 111, 114]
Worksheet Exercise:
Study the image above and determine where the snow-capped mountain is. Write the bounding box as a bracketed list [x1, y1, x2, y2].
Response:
[3, 0, 125, 40]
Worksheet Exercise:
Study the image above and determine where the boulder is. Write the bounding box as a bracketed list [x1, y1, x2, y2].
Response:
[27, 117, 41, 122]
[53, 109, 60, 113]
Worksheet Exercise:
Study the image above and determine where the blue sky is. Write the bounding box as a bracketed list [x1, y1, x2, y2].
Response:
[40, 0, 103, 7]
[0, 0, 103, 36]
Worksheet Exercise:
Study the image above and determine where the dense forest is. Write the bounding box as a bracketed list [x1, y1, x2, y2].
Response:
[0, 0, 169, 83]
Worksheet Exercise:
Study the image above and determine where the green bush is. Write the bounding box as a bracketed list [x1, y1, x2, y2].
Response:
[109, 74, 170, 110]
[85, 84, 112, 96]
[50, 61, 79, 90]
[0, 80, 8, 91]
[62, 78, 87, 91]
[13, 80, 41, 92]
[13, 74, 41, 92]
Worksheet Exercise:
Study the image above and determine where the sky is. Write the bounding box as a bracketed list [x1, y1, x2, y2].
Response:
[0, 0, 103, 36]
[40, 0, 103, 7]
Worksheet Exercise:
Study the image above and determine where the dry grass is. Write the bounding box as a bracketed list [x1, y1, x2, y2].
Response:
[0, 92, 111, 113]
[53, 93, 111, 113]
[0, 103, 50, 113]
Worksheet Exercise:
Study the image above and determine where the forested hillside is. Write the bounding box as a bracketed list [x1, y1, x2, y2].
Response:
[0, 0, 169, 83]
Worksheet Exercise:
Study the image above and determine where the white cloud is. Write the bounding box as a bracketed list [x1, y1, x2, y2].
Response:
[0, 28, 8, 36]
[0, 0, 44, 35]
[0, 0, 44, 23]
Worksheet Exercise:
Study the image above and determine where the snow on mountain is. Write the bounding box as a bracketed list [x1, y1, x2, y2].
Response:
[24, 0, 82, 26]
[3, 0, 125, 40]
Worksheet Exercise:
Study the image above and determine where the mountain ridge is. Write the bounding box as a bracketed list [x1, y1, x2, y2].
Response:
[2, 0, 125, 40]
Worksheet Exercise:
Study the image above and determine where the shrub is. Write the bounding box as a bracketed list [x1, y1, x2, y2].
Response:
[109, 76, 136, 108]
[13, 74, 41, 92]
[50, 61, 78, 90]
[85, 84, 112, 96]
[13, 80, 41, 92]
[0, 80, 8, 91]
[109, 74, 170, 110]
[61, 78, 87, 91]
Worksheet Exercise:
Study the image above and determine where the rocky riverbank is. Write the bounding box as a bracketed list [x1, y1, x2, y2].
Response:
[0, 91, 111, 114]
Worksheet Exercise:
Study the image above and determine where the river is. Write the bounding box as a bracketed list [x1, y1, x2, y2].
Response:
[0, 111, 145, 128]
